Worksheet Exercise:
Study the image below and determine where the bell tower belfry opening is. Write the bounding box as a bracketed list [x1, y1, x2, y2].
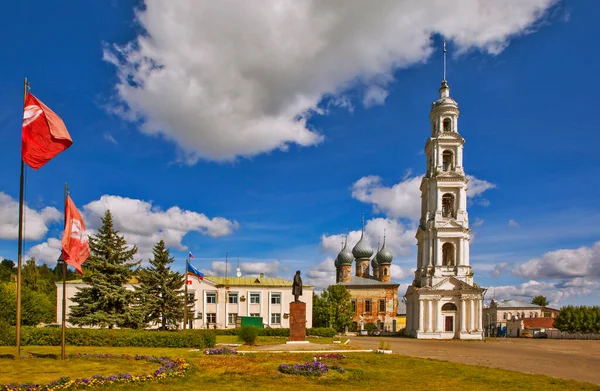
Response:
[404, 40, 484, 340]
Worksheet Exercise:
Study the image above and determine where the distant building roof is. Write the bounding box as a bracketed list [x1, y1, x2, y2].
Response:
[207, 276, 314, 288]
[397, 301, 407, 315]
[522, 317, 555, 328]
[338, 275, 399, 288]
[492, 299, 542, 309]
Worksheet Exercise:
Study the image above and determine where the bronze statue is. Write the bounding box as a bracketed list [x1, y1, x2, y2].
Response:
[292, 270, 303, 302]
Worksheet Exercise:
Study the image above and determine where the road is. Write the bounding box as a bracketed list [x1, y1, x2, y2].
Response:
[351, 336, 600, 385]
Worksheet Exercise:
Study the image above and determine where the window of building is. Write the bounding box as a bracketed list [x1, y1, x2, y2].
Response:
[271, 293, 281, 304]
[250, 293, 260, 304]
[442, 150, 454, 171]
[187, 293, 195, 302]
[379, 299, 386, 312]
[534, 312, 538, 318]
[206, 313, 217, 324]
[441, 303, 457, 311]
[442, 243, 455, 266]
[228, 313, 237, 324]
[443, 118, 452, 132]
[271, 313, 281, 324]
[442, 193, 455, 218]
[383, 268, 388, 276]
[365, 299, 372, 313]
[529, 312, 533, 318]
[206, 292, 216, 304]
[521, 312, 525, 319]
[503, 313, 507, 320]
[228, 293, 238, 304]
[250, 313, 261, 317]
[351, 300, 357, 313]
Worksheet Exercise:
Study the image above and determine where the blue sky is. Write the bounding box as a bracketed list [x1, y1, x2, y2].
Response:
[0, 1, 598, 306]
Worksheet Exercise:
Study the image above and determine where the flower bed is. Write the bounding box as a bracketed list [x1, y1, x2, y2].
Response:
[0, 353, 189, 390]
[315, 353, 345, 361]
[278, 361, 344, 378]
[204, 348, 238, 355]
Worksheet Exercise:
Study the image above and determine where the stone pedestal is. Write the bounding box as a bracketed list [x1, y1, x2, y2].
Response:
[288, 301, 306, 342]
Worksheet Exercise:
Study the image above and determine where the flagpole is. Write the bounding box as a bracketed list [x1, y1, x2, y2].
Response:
[15, 77, 29, 357]
[61, 183, 68, 360]
[184, 257, 188, 330]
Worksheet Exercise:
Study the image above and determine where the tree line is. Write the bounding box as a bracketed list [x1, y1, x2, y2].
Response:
[0, 256, 77, 326]
[554, 305, 600, 333]
[1, 210, 189, 331]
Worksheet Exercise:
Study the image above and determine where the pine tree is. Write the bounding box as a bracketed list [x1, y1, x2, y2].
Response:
[136, 240, 185, 330]
[69, 210, 144, 329]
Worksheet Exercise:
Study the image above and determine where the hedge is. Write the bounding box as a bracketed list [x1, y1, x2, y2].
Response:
[0, 326, 336, 347]
[0, 327, 216, 348]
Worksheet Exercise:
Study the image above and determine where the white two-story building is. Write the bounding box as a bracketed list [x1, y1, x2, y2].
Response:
[57, 274, 314, 329]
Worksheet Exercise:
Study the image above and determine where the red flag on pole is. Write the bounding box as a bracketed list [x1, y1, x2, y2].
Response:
[61, 196, 90, 275]
[22, 92, 73, 170]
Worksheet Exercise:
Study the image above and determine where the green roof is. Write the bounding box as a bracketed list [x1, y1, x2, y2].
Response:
[207, 276, 314, 288]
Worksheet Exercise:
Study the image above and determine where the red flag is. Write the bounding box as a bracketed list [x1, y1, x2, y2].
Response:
[61, 196, 90, 275]
[22, 92, 73, 170]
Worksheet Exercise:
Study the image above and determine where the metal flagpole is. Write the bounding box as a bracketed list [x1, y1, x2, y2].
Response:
[61, 183, 69, 360]
[184, 257, 188, 330]
[15, 77, 30, 357]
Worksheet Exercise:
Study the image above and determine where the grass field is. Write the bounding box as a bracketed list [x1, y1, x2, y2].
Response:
[0, 345, 597, 390]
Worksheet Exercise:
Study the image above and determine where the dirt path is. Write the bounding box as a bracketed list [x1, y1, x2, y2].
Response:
[350, 337, 600, 385]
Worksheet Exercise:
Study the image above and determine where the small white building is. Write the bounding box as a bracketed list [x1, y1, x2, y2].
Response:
[56, 274, 314, 329]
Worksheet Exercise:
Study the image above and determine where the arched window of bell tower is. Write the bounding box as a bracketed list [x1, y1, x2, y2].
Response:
[442, 243, 455, 266]
[442, 193, 455, 218]
[443, 118, 452, 132]
[384, 268, 388, 276]
[442, 150, 454, 171]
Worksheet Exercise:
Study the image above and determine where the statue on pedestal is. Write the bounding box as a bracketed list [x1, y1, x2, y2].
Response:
[292, 270, 303, 302]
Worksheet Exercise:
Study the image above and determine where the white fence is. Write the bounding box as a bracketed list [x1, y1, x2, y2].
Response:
[547, 330, 600, 339]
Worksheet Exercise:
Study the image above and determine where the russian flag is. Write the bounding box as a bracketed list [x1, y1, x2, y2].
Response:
[187, 262, 204, 281]
[188, 251, 194, 259]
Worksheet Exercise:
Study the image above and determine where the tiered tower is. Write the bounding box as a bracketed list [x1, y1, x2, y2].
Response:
[404, 41, 484, 340]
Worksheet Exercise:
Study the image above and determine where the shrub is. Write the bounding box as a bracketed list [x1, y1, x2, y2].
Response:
[200, 331, 216, 348]
[0, 326, 217, 348]
[238, 326, 260, 345]
[307, 328, 336, 338]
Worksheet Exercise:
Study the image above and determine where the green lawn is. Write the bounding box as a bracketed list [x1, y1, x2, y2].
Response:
[215, 335, 348, 346]
[0, 346, 596, 390]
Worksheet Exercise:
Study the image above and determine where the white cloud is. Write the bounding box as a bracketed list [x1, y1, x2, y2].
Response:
[26, 237, 62, 266]
[26, 195, 239, 265]
[486, 279, 599, 307]
[363, 85, 389, 107]
[105, 0, 557, 162]
[472, 218, 485, 227]
[84, 195, 238, 245]
[103, 133, 118, 144]
[211, 260, 280, 277]
[0, 192, 62, 241]
[466, 176, 496, 198]
[351, 175, 423, 220]
[305, 257, 337, 291]
[351, 174, 495, 220]
[321, 217, 415, 258]
[514, 242, 600, 280]
[508, 219, 520, 228]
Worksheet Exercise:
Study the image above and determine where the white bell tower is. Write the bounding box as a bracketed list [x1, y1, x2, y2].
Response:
[405, 41, 484, 340]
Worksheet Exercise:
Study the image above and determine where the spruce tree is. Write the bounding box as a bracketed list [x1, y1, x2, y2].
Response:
[69, 210, 144, 329]
[136, 240, 185, 330]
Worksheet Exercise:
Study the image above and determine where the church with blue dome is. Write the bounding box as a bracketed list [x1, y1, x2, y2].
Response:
[334, 217, 400, 333]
